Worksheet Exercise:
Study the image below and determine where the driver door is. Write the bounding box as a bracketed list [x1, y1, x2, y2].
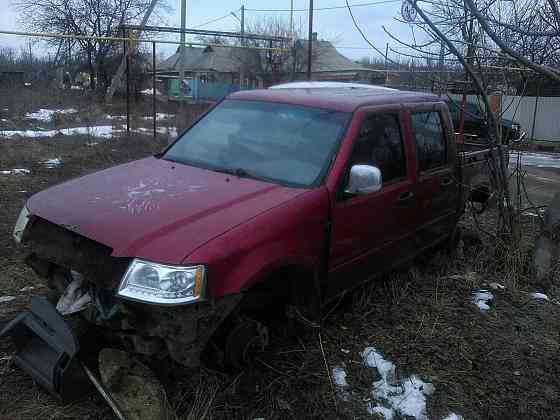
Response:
[326, 108, 419, 299]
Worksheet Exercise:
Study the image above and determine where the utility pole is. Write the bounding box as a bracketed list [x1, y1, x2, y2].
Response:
[289, 0, 294, 42]
[239, 5, 245, 89]
[307, 0, 313, 81]
[438, 39, 444, 96]
[105, 0, 159, 102]
[384, 42, 388, 84]
[179, 0, 187, 103]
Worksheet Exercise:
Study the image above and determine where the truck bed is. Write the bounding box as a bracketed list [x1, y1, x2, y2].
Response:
[457, 140, 508, 206]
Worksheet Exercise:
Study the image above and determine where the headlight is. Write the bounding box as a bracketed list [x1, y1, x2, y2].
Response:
[13, 206, 30, 243]
[117, 259, 206, 305]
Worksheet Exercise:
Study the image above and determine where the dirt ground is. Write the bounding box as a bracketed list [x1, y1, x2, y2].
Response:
[1, 88, 559, 420]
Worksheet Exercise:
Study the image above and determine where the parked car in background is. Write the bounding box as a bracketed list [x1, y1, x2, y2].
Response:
[445, 97, 521, 144]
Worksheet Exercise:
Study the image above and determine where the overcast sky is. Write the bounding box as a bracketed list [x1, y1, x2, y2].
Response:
[0, 0, 416, 62]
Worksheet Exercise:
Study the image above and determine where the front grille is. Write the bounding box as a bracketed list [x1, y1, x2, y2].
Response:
[25, 217, 130, 289]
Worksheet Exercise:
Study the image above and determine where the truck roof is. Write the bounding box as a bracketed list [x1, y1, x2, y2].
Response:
[229, 85, 442, 113]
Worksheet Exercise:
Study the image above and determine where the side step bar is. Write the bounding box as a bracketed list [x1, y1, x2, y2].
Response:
[0, 296, 90, 402]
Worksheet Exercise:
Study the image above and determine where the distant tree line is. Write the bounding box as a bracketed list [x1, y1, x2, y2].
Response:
[13, 0, 169, 90]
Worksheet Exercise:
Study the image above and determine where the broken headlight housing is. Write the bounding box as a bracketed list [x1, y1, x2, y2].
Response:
[117, 259, 206, 305]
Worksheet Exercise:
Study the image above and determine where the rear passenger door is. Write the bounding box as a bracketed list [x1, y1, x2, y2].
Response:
[410, 107, 459, 245]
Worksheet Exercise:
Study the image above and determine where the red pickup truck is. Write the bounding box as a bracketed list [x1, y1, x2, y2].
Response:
[2, 84, 497, 400]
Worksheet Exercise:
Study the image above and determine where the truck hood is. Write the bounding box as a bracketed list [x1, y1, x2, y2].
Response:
[27, 157, 307, 263]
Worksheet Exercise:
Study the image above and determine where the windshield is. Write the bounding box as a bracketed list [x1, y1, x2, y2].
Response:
[164, 100, 350, 187]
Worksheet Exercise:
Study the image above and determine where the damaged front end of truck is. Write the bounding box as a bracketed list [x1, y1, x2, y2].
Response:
[1, 210, 241, 402]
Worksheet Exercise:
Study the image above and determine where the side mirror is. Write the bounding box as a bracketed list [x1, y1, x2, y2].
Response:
[345, 164, 382, 195]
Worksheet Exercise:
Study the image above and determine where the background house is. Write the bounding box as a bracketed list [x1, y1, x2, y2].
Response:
[290, 33, 386, 83]
[157, 34, 392, 100]
[157, 45, 262, 100]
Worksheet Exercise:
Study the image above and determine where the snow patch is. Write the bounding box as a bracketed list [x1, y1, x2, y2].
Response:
[472, 290, 494, 311]
[2, 123, 177, 140]
[370, 405, 395, 419]
[1, 125, 115, 139]
[362, 346, 434, 419]
[43, 157, 62, 168]
[134, 126, 178, 137]
[0, 296, 16, 303]
[142, 113, 175, 121]
[332, 366, 349, 388]
[25, 108, 77, 121]
[529, 292, 549, 300]
[442, 414, 464, 420]
[511, 151, 560, 169]
[1, 168, 30, 175]
[140, 88, 162, 95]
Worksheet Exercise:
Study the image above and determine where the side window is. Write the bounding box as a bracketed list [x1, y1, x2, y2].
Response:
[349, 113, 407, 184]
[411, 111, 447, 172]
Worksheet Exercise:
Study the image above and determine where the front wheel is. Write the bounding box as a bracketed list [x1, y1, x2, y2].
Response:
[224, 316, 269, 369]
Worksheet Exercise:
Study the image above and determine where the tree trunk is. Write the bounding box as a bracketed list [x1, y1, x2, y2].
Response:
[88, 49, 96, 90]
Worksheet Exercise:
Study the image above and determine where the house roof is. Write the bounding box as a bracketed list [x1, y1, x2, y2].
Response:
[158, 45, 261, 73]
[295, 39, 373, 73]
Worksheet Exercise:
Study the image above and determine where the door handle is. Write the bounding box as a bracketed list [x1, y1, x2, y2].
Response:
[441, 178, 454, 187]
[397, 191, 415, 203]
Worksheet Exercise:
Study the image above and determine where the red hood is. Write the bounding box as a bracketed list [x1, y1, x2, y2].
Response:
[27, 157, 307, 263]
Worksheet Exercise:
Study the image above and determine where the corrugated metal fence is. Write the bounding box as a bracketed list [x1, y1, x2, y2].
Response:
[501, 96, 560, 143]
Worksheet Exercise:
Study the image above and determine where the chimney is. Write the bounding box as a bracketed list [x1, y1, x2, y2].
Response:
[311, 32, 318, 41]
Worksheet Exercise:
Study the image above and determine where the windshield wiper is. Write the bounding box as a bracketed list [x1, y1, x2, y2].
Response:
[212, 166, 268, 182]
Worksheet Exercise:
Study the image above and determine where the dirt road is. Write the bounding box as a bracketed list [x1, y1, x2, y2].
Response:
[510, 150, 560, 207]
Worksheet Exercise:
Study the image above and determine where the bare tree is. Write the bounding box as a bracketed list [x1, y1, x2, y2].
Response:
[381, 0, 560, 239]
[14, 0, 169, 89]
[244, 16, 304, 77]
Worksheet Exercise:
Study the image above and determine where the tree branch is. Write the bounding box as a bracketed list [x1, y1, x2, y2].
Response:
[464, 0, 560, 82]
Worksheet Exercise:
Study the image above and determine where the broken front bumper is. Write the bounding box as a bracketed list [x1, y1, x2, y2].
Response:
[0, 296, 90, 402]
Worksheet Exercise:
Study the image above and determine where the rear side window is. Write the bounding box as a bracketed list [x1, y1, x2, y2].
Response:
[411, 112, 447, 172]
[349, 113, 406, 183]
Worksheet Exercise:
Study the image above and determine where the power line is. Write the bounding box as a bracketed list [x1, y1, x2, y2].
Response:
[192, 9, 240, 29]
[344, 0, 398, 64]
[245, 0, 400, 13]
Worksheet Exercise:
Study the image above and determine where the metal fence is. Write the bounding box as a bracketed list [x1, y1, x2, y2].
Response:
[0, 30, 288, 144]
